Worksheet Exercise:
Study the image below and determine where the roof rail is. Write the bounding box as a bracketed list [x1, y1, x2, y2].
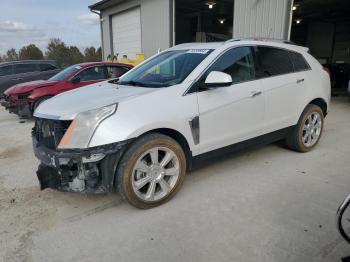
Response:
[225, 37, 296, 45]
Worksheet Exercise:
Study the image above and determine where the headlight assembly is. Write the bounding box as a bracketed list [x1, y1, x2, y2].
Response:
[58, 104, 117, 149]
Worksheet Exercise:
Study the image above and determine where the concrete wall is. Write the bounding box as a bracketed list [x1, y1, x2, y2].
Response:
[233, 0, 293, 40]
[100, 0, 172, 60]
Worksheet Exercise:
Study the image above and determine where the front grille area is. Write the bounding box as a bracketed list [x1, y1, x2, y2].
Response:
[17, 94, 28, 100]
[2, 94, 8, 101]
[33, 118, 72, 149]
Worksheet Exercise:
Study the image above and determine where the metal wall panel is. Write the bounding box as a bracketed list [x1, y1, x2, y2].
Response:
[100, 0, 171, 59]
[111, 7, 142, 59]
[233, 0, 293, 40]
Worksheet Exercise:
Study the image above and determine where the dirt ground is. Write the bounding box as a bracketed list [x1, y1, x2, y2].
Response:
[0, 98, 350, 262]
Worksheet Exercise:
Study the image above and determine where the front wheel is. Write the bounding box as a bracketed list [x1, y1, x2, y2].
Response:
[116, 133, 186, 209]
[286, 104, 324, 152]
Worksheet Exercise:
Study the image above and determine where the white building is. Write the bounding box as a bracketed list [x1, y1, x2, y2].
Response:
[89, 0, 350, 69]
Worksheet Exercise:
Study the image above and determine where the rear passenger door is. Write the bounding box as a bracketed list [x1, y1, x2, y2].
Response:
[255, 46, 308, 133]
[13, 63, 41, 84]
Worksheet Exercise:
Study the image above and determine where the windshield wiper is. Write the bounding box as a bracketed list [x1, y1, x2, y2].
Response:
[118, 80, 149, 87]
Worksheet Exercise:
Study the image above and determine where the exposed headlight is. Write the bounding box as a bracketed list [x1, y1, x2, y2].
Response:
[58, 104, 117, 149]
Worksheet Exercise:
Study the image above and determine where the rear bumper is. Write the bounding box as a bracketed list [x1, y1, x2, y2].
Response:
[33, 136, 132, 193]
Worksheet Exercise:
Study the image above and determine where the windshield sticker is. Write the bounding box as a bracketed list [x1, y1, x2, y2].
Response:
[186, 49, 211, 54]
[75, 66, 82, 69]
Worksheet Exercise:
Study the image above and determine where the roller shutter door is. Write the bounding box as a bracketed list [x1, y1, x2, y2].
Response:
[112, 7, 141, 59]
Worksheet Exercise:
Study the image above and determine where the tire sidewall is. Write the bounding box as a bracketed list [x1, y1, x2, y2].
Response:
[296, 105, 324, 152]
[117, 134, 186, 209]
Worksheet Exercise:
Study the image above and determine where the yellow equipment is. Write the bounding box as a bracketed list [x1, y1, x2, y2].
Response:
[108, 53, 145, 67]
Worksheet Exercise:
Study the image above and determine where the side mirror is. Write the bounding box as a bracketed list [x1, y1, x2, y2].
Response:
[204, 71, 232, 88]
[70, 76, 81, 84]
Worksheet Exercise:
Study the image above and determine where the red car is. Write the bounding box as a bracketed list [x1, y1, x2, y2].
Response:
[1, 62, 132, 117]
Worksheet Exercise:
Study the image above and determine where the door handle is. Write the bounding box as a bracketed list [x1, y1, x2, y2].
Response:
[250, 91, 262, 98]
[11, 78, 22, 81]
[296, 78, 305, 84]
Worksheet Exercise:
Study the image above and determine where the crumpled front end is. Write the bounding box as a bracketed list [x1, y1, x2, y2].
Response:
[1, 94, 31, 117]
[32, 118, 131, 193]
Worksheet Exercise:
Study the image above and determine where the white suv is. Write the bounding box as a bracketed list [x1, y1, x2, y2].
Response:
[33, 39, 330, 208]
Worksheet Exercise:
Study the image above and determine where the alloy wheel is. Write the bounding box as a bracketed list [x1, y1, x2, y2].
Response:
[131, 147, 180, 202]
[302, 112, 322, 147]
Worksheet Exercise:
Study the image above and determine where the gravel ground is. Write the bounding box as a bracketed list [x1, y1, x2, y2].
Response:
[0, 97, 350, 262]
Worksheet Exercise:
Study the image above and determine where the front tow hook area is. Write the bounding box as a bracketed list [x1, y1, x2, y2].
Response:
[37, 164, 61, 190]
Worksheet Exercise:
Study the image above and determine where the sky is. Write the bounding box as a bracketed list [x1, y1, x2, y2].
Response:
[0, 0, 101, 55]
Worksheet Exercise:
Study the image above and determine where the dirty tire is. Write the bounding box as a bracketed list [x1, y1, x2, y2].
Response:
[116, 133, 186, 209]
[286, 104, 324, 152]
[33, 96, 52, 113]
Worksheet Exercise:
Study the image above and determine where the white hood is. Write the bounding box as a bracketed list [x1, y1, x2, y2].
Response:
[34, 81, 156, 120]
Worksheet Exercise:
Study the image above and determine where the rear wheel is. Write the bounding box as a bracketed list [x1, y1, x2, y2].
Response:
[286, 104, 324, 152]
[116, 133, 186, 209]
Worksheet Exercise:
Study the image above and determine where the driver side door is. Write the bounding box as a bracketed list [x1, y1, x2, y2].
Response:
[196, 46, 265, 154]
[63, 66, 107, 93]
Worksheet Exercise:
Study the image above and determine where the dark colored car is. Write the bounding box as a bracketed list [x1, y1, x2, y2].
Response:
[0, 60, 60, 94]
[1, 62, 133, 117]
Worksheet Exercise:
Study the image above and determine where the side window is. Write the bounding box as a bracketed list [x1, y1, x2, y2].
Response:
[106, 66, 128, 78]
[289, 51, 310, 72]
[14, 63, 38, 74]
[206, 46, 256, 84]
[77, 66, 105, 81]
[0, 65, 13, 77]
[256, 46, 294, 78]
[39, 63, 57, 72]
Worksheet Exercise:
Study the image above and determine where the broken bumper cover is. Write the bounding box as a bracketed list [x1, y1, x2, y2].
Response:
[33, 137, 131, 193]
[0, 97, 31, 116]
[0, 99, 10, 108]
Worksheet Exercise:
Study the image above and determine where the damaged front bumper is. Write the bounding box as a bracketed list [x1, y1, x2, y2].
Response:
[33, 137, 131, 193]
[0, 95, 31, 117]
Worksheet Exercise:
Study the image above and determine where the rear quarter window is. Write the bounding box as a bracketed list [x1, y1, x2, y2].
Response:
[289, 51, 310, 72]
[256, 46, 294, 78]
[39, 63, 58, 72]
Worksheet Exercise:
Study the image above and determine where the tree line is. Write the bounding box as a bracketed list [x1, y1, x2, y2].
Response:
[0, 38, 102, 68]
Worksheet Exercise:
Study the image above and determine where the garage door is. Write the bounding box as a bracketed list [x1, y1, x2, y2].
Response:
[112, 7, 141, 59]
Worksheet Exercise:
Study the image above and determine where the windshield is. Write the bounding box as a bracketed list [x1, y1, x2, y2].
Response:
[118, 49, 213, 88]
[49, 65, 82, 81]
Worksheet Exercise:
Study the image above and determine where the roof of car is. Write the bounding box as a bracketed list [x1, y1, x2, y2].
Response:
[75, 61, 133, 68]
[0, 60, 58, 66]
[170, 38, 309, 53]
[169, 42, 225, 50]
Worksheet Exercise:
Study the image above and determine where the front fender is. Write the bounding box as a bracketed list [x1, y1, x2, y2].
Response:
[89, 118, 196, 151]
[28, 88, 54, 101]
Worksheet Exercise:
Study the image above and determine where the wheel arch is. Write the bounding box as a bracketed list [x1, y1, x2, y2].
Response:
[30, 95, 54, 113]
[308, 98, 328, 116]
[110, 128, 193, 193]
[142, 128, 193, 171]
